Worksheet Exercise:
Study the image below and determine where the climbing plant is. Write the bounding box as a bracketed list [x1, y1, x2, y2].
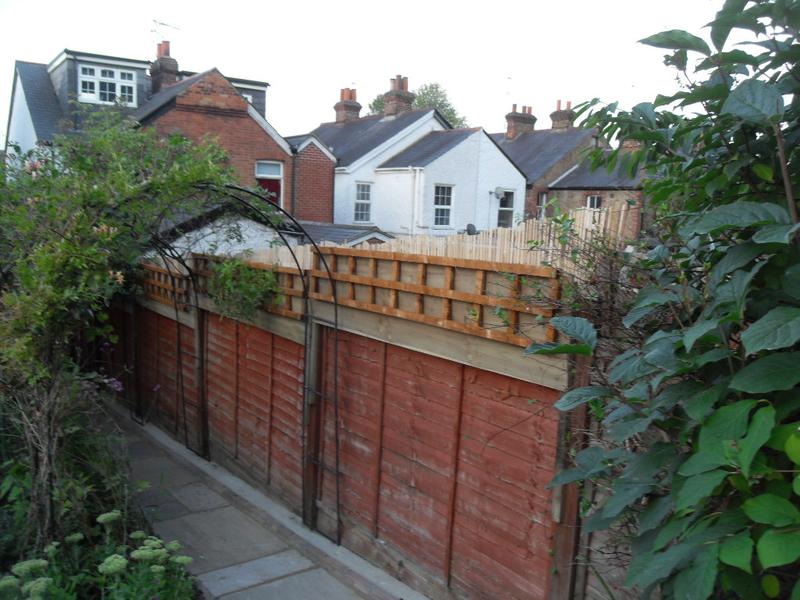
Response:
[207, 257, 281, 322]
[532, 1, 800, 598]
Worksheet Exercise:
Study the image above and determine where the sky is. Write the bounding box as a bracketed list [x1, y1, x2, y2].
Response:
[0, 0, 723, 141]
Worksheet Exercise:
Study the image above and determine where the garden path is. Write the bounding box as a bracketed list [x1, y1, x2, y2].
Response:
[116, 408, 427, 600]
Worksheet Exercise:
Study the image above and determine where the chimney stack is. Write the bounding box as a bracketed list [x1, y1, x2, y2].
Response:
[620, 138, 642, 153]
[383, 74, 415, 116]
[505, 104, 537, 139]
[334, 88, 362, 123]
[550, 99, 576, 130]
[151, 40, 179, 93]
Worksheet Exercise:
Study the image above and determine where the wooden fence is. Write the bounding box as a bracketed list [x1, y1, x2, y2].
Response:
[140, 245, 562, 347]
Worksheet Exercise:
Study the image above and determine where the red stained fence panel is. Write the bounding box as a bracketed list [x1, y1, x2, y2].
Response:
[126, 309, 562, 599]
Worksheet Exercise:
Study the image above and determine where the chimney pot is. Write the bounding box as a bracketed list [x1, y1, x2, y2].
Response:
[550, 100, 577, 130]
[151, 40, 178, 93]
[505, 102, 537, 139]
[335, 86, 362, 122]
[567, 100, 572, 109]
[556, 99, 562, 110]
[384, 74, 415, 116]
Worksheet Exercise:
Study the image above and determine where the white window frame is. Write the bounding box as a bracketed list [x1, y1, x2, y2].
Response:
[433, 184, 454, 228]
[354, 182, 372, 223]
[255, 161, 284, 207]
[536, 191, 548, 220]
[497, 190, 515, 228]
[586, 194, 603, 210]
[77, 64, 137, 107]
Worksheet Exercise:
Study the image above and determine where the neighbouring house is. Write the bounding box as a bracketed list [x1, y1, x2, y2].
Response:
[491, 101, 599, 219]
[549, 141, 644, 240]
[306, 76, 527, 236]
[4, 42, 337, 225]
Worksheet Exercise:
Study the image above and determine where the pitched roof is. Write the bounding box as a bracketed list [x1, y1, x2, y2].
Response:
[289, 221, 394, 245]
[14, 61, 64, 142]
[490, 128, 595, 184]
[284, 134, 311, 147]
[130, 70, 209, 123]
[550, 152, 642, 190]
[378, 128, 477, 168]
[311, 109, 441, 167]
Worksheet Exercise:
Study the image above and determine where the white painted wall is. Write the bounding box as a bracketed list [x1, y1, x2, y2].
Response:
[333, 111, 446, 228]
[5, 75, 37, 156]
[353, 131, 526, 236]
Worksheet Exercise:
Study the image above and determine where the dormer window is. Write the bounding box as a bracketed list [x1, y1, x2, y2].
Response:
[78, 64, 136, 107]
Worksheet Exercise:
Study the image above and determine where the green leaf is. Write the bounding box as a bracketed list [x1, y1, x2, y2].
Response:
[640, 29, 711, 55]
[679, 449, 727, 476]
[699, 400, 757, 449]
[720, 532, 753, 573]
[762, 574, 781, 598]
[786, 433, 800, 465]
[742, 307, 800, 354]
[766, 421, 800, 451]
[549, 316, 597, 349]
[735, 406, 775, 478]
[742, 494, 800, 527]
[753, 223, 800, 244]
[549, 446, 623, 487]
[783, 264, 800, 299]
[710, 0, 748, 50]
[794, 581, 800, 600]
[639, 494, 674, 533]
[709, 243, 763, 287]
[684, 318, 721, 351]
[524, 342, 591, 356]
[722, 79, 785, 122]
[626, 541, 698, 589]
[793, 476, 800, 496]
[673, 545, 719, 600]
[676, 470, 728, 510]
[756, 529, 800, 568]
[554, 386, 615, 411]
[686, 201, 790, 236]
[752, 163, 774, 182]
[731, 353, 800, 393]
[685, 384, 727, 422]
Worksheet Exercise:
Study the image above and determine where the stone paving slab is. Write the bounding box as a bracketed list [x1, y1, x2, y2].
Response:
[171, 482, 229, 512]
[154, 505, 288, 574]
[223, 568, 365, 600]
[115, 406, 428, 600]
[198, 550, 314, 597]
[131, 455, 201, 489]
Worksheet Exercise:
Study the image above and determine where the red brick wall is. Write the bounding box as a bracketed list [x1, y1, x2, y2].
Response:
[147, 71, 295, 211]
[294, 143, 334, 222]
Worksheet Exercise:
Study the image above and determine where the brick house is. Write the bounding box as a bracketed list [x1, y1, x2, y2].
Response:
[549, 142, 644, 240]
[4, 42, 337, 224]
[491, 101, 599, 219]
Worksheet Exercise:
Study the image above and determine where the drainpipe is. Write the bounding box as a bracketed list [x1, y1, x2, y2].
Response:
[413, 167, 424, 233]
[291, 146, 298, 217]
[409, 166, 415, 234]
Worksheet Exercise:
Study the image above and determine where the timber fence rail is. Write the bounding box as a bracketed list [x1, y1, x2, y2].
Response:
[139, 245, 562, 346]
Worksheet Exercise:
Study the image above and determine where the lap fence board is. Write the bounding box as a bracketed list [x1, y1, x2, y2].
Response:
[111, 245, 581, 600]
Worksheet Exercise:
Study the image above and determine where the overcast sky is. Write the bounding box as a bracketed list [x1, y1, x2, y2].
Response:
[1, 0, 722, 141]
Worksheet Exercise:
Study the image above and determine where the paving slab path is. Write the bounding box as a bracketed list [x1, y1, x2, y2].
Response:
[116, 409, 427, 600]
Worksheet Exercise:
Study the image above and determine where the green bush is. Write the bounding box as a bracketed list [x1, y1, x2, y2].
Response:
[207, 257, 281, 322]
[539, 1, 800, 598]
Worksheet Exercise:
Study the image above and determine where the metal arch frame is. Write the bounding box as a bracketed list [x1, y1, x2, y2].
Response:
[148, 183, 343, 545]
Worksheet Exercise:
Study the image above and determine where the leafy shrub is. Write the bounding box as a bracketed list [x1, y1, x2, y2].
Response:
[207, 257, 280, 322]
[537, 1, 800, 598]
